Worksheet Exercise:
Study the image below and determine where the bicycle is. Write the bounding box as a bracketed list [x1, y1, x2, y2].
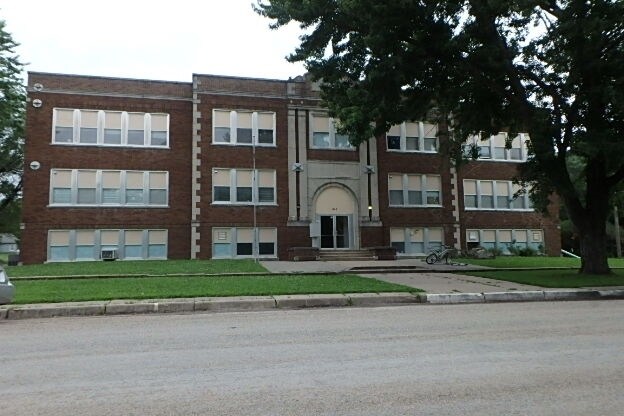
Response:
[425, 245, 456, 265]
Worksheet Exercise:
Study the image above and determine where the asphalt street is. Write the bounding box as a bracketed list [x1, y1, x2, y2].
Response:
[2, 301, 623, 415]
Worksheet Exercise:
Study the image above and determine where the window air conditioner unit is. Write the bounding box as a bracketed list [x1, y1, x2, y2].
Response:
[101, 249, 118, 261]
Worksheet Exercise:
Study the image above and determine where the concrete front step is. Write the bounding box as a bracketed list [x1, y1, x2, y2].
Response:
[317, 250, 375, 261]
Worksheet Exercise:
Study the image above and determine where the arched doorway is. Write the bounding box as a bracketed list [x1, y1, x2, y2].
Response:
[314, 185, 357, 249]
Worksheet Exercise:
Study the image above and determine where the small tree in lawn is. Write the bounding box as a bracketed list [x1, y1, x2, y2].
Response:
[256, 0, 624, 274]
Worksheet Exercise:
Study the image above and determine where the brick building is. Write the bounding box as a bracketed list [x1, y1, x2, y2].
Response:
[20, 71, 560, 264]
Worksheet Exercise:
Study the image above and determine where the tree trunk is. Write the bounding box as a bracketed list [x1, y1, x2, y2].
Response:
[578, 218, 611, 275]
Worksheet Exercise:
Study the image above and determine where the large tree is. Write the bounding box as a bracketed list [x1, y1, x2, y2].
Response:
[0, 19, 24, 223]
[256, 0, 624, 274]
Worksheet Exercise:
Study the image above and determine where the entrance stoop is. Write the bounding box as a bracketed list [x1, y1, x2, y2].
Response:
[317, 249, 376, 261]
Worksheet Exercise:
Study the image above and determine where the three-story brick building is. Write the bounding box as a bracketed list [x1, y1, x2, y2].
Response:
[20, 71, 560, 264]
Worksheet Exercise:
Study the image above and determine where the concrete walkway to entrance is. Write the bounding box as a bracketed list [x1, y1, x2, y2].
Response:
[260, 258, 620, 294]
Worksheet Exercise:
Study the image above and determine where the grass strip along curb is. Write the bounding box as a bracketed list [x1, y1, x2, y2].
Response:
[9, 274, 420, 305]
[464, 269, 624, 288]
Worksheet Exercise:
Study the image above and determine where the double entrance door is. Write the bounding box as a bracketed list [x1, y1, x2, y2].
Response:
[320, 215, 350, 249]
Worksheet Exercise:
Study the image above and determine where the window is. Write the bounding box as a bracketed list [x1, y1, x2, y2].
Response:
[212, 168, 276, 205]
[258, 113, 275, 144]
[465, 133, 526, 161]
[237, 112, 253, 144]
[496, 182, 510, 209]
[236, 170, 253, 203]
[51, 170, 72, 204]
[466, 229, 544, 253]
[463, 180, 477, 209]
[390, 227, 444, 255]
[49, 169, 168, 207]
[48, 231, 70, 261]
[75, 230, 95, 260]
[212, 168, 231, 202]
[102, 171, 121, 204]
[125, 171, 145, 204]
[212, 109, 276, 146]
[388, 174, 442, 207]
[52, 108, 169, 148]
[213, 110, 232, 143]
[79, 111, 98, 144]
[47, 229, 167, 262]
[148, 172, 168, 205]
[511, 183, 526, 209]
[212, 227, 277, 258]
[100, 230, 120, 254]
[124, 230, 143, 258]
[127, 113, 145, 145]
[480, 181, 494, 209]
[148, 230, 167, 258]
[54, 109, 74, 143]
[390, 229, 406, 253]
[498, 230, 513, 254]
[463, 179, 532, 211]
[77, 170, 97, 204]
[311, 115, 354, 149]
[104, 112, 122, 145]
[481, 230, 497, 249]
[426, 176, 441, 205]
[236, 228, 254, 256]
[386, 122, 438, 153]
[257, 170, 275, 203]
[258, 228, 277, 256]
[388, 175, 404, 205]
[150, 114, 168, 146]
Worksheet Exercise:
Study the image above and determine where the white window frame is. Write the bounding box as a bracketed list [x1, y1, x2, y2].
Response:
[390, 227, 444, 255]
[46, 229, 168, 262]
[49, 169, 169, 208]
[211, 227, 278, 259]
[386, 121, 438, 154]
[310, 114, 355, 150]
[51, 108, 170, 149]
[463, 133, 528, 162]
[211, 109, 276, 147]
[465, 229, 544, 252]
[463, 179, 533, 211]
[211, 168, 277, 206]
[388, 174, 442, 208]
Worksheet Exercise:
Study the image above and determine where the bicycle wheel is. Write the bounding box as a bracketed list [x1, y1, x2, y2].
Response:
[425, 253, 438, 264]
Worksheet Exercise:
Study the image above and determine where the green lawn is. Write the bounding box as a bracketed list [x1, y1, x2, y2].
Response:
[464, 269, 624, 288]
[6, 259, 268, 277]
[0, 253, 7, 264]
[457, 256, 624, 268]
[10, 274, 418, 304]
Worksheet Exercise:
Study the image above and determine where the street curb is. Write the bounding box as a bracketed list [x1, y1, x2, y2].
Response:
[424, 293, 485, 304]
[195, 296, 276, 312]
[483, 291, 546, 303]
[348, 292, 420, 306]
[543, 290, 602, 301]
[1, 290, 623, 320]
[4, 302, 107, 320]
[274, 294, 350, 308]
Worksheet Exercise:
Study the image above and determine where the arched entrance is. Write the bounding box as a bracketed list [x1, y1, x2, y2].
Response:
[314, 185, 357, 249]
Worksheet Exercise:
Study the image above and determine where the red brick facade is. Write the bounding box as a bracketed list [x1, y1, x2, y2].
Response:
[20, 71, 560, 263]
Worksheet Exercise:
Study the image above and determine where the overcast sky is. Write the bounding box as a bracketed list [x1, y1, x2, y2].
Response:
[1, 0, 307, 83]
